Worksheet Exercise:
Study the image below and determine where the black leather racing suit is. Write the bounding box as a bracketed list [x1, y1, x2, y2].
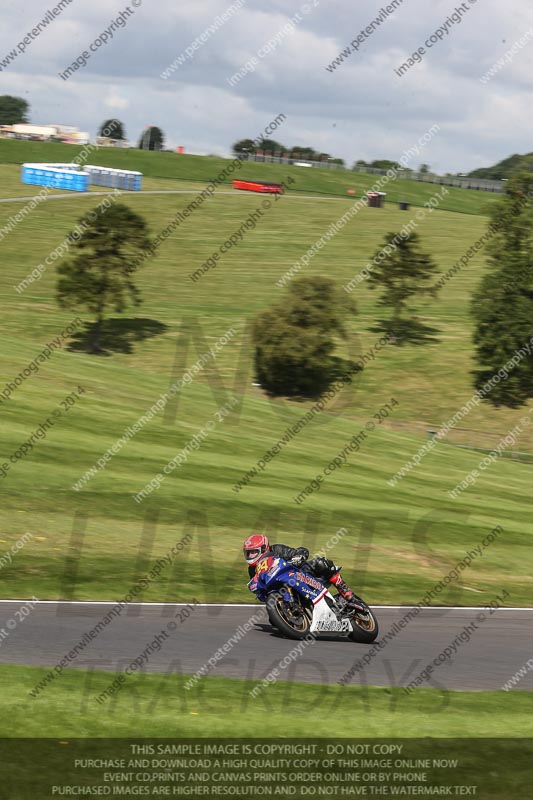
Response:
[248, 544, 354, 600]
[248, 544, 310, 579]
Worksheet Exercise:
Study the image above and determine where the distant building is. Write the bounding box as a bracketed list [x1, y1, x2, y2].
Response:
[0, 123, 90, 144]
[95, 136, 131, 148]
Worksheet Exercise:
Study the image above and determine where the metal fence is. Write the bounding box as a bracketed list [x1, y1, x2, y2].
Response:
[238, 153, 505, 193]
[238, 153, 345, 170]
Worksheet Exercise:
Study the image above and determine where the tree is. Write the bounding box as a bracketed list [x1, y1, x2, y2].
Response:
[99, 119, 126, 140]
[468, 152, 531, 180]
[0, 95, 29, 125]
[419, 164, 430, 174]
[369, 159, 401, 170]
[138, 126, 164, 150]
[353, 159, 399, 171]
[471, 174, 533, 407]
[56, 204, 152, 353]
[367, 231, 440, 343]
[252, 276, 356, 397]
[255, 138, 284, 153]
[292, 146, 317, 160]
[232, 138, 256, 156]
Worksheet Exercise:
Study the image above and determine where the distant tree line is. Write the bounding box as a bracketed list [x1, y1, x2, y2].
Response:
[353, 159, 431, 175]
[232, 137, 344, 165]
[468, 152, 533, 181]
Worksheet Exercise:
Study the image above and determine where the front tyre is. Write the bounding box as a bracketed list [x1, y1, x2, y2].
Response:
[347, 597, 379, 643]
[266, 591, 312, 640]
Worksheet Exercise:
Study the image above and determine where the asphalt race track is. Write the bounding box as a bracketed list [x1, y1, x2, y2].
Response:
[1, 602, 532, 691]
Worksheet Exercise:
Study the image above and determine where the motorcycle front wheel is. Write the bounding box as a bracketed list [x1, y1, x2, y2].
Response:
[266, 591, 312, 640]
[347, 596, 379, 643]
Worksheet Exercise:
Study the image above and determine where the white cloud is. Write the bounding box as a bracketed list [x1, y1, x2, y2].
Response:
[104, 86, 130, 111]
[0, 0, 531, 171]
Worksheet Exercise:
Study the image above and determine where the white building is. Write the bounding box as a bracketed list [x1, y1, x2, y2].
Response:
[95, 136, 131, 148]
[0, 123, 90, 144]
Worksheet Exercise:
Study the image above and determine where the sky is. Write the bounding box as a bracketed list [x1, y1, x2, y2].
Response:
[1, 0, 532, 173]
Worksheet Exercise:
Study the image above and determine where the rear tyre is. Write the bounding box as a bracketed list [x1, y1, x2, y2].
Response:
[266, 591, 312, 640]
[347, 596, 379, 643]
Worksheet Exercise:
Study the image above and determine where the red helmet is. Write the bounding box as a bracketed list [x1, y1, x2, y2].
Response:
[243, 534, 270, 566]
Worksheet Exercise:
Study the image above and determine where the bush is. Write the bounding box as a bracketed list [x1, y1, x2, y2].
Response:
[252, 276, 355, 398]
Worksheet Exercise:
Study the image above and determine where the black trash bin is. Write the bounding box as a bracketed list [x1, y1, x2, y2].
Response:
[399, 201, 410, 211]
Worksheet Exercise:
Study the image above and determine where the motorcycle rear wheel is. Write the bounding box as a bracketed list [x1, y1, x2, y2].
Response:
[266, 591, 312, 640]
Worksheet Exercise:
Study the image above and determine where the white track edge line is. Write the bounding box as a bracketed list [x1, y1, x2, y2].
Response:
[0, 600, 531, 610]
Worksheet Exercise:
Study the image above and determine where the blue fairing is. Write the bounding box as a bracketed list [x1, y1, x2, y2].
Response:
[251, 556, 327, 603]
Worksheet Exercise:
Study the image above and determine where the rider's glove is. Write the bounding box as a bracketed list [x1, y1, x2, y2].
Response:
[290, 554, 306, 567]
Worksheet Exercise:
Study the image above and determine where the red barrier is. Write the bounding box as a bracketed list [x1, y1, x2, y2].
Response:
[232, 180, 283, 194]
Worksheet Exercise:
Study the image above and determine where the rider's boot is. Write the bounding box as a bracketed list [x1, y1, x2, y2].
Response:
[329, 572, 354, 600]
[329, 573, 366, 612]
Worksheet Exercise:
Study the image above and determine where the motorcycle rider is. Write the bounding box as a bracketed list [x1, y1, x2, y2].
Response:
[243, 533, 356, 603]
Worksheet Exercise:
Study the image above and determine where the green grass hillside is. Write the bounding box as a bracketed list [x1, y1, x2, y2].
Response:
[0, 138, 499, 214]
[0, 181, 531, 605]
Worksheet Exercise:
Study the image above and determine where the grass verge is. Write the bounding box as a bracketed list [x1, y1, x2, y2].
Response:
[2, 664, 532, 737]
